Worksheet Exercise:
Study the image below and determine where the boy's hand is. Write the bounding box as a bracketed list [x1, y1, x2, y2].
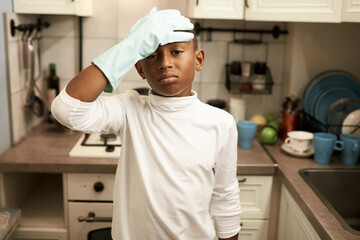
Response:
[92, 7, 194, 93]
[126, 7, 194, 59]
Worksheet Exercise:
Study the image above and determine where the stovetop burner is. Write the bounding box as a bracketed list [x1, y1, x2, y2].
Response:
[81, 133, 121, 152]
[69, 133, 122, 158]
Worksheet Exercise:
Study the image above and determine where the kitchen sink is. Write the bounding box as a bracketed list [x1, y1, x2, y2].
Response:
[299, 168, 360, 235]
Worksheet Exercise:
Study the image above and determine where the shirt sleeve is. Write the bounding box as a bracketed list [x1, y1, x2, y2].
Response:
[51, 86, 125, 133]
[210, 118, 242, 239]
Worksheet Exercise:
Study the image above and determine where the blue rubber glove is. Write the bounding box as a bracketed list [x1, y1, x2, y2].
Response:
[92, 7, 194, 93]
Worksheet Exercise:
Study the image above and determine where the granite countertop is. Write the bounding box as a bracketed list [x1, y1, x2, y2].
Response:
[265, 142, 360, 240]
[0, 124, 277, 174]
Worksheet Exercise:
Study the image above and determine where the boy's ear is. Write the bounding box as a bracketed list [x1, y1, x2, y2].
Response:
[135, 61, 146, 79]
[195, 49, 205, 71]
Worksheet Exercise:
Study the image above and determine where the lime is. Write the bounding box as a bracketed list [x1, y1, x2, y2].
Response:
[260, 126, 278, 145]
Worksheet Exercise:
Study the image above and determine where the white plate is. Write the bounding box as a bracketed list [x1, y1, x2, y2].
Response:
[281, 143, 314, 158]
[342, 109, 360, 135]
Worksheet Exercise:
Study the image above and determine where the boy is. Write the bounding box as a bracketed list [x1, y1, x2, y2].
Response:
[52, 8, 241, 240]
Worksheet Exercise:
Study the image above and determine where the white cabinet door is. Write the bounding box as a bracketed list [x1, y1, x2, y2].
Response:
[13, 0, 93, 16]
[238, 220, 269, 240]
[277, 185, 320, 240]
[238, 175, 272, 219]
[342, 0, 360, 22]
[245, 0, 342, 22]
[188, 0, 245, 19]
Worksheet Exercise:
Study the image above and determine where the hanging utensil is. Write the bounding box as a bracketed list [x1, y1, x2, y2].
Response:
[24, 30, 44, 117]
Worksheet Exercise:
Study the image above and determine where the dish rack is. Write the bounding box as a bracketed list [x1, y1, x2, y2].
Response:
[303, 98, 360, 137]
[225, 40, 273, 94]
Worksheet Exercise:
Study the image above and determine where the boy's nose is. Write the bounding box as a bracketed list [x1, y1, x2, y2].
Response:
[159, 53, 173, 70]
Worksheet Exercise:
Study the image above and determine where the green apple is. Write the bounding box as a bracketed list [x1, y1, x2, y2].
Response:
[268, 119, 280, 132]
[260, 126, 278, 145]
[264, 112, 274, 122]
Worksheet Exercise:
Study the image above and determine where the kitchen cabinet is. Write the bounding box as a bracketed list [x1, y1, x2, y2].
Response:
[237, 175, 277, 240]
[342, 0, 360, 22]
[277, 185, 320, 240]
[0, 173, 67, 240]
[245, 0, 342, 23]
[188, 0, 342, 22]
[13, 0, 93, 16]
[188, 0, 244, 19]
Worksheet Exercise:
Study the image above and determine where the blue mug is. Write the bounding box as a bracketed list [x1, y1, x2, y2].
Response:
[313, 133, 344, 165]
[237, 121, 258, 149]
[340, 134, 360, 165]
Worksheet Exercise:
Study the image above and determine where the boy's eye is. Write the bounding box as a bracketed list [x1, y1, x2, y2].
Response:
[172, 50, 183, 55]
[145, 54, 156, 60]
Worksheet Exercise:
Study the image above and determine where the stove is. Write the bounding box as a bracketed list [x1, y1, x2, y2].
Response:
[69, 133, 121, 158]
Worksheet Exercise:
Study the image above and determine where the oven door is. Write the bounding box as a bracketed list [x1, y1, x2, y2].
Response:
[68, 202, 113, 240]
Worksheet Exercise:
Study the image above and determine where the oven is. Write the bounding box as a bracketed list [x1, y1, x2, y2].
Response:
[66, 133, 120, 240]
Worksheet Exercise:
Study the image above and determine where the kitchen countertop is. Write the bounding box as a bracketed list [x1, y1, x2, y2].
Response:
[1, 123, 359, 239]
[0, 124, 277, 174]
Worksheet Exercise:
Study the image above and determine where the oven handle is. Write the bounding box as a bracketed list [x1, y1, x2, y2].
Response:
[78, 212, 112, 223]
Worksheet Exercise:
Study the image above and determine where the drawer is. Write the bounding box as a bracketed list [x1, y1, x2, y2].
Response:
[237, 175, 273, 219]
[238, 219, 269, 240]
[65, 173, 115, 201]
[68, 202, 113, 240]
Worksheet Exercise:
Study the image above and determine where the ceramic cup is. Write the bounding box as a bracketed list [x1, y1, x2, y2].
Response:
[340, 134, 360, 165]
[237, 121, 258, 149]
[313, 133, 344, 165]
[284, 131, 313, 153]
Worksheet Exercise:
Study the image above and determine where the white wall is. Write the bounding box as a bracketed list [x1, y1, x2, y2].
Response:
[0, 0, 12, 153]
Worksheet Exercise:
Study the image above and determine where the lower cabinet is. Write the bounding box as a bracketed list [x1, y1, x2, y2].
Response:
[237, 175, 278, 240]
[277, 185, 320, 240]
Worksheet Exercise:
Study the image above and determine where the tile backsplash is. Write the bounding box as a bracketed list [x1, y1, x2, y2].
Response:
[4, 1, 286, 144]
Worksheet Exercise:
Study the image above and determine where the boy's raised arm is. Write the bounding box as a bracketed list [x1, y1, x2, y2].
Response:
[65, 7, 194, 102]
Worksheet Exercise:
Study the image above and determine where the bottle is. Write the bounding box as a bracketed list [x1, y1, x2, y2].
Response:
[47, 63, 60, 123]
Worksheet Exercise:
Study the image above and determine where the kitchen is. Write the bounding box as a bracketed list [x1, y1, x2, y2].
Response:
[0, 0, 360, 239]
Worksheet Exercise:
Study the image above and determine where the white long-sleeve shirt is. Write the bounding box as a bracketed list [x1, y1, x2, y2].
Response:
[52, 88, 242, 240]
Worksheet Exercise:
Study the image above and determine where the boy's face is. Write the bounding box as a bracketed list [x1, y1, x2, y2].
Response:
[135, 40, 204, 97]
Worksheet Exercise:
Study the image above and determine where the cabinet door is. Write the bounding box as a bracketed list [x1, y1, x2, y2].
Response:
[238, 176, 272, 219]
[188, 0, 244, 19]
[13, 0, 92, 16]
[245, 0, 342, 23]
[342, 0, 360, 22]
[277, 185, 320, 240]
[238, 220, 269, 240]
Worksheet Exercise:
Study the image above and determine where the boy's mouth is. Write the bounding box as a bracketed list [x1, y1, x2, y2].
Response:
[158, 74, 178, 85]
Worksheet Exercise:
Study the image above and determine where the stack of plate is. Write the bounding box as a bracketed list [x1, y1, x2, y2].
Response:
[303, 70, 360, 135]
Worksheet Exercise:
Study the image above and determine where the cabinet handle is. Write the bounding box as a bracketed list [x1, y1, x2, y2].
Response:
[245, 0, 249, 8]
[78, 212, 112, 222]
[240, 222, 243, 227]
[238, 178, 247, 183]
[196, 0, 199, 6]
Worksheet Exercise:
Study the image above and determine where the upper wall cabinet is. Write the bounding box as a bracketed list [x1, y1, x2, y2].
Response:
[245, 0, 342, 23]
[188, 0, 346, 23]
[188, 0, 245, 19]
[342, 0, 360, 22]
[13, 0, 93, 16]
